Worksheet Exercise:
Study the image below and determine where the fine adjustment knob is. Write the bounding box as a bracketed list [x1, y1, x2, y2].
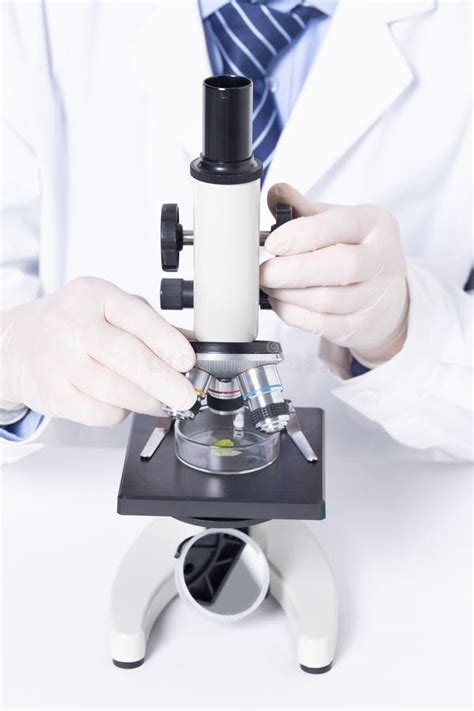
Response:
[161, 204, 183, 272]
[271, 203, 293, 232]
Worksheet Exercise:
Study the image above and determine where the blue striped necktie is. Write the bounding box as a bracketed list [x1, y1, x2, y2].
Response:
[207, 1, 323, 179]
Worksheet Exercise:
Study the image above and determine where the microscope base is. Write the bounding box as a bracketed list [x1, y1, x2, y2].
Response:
[252, 520, 338, 672]
[110, 518, 337, 672]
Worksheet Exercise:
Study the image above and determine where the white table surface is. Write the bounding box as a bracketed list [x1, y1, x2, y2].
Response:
[1, 409, 472, 710]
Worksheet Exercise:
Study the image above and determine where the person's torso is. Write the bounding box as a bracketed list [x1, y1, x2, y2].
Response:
[8, 0, 471, 430]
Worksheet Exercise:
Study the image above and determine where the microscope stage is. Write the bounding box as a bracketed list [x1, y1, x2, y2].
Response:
[117, 408, 325, 523]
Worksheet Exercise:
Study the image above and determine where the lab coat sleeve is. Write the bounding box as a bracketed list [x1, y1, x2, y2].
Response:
[0, 118, 50, 463]
[320, 262, 474, 461]
[1, 1, 44, 309]
[1, 116, 42, 307]
[1, 3, 50, 462]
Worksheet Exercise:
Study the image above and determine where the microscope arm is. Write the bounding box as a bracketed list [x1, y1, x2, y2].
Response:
[251, 521, 338, 673]
[110, 518, 200, 667]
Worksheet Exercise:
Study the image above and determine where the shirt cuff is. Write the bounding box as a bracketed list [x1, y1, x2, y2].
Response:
[0, 409, 45, 442]
[0, 410, 51, 465]
[350, 358, 371, 378]
[0, 404, 29, 425]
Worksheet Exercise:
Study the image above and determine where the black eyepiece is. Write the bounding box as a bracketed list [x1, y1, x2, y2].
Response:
[202, 75, 253, 163]
[190, 75, 262, 185]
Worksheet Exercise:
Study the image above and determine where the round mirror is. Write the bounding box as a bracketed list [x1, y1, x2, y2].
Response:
[175, 528, 270, 622]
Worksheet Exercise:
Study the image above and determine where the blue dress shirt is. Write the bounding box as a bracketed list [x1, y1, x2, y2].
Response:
[0, 409, 44, 441]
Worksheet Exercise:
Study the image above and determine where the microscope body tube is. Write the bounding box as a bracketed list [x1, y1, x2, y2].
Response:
[193, 178, 260, 342]
[190, 75, 262, 344]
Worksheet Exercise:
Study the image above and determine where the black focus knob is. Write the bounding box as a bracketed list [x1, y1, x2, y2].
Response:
[160, 279, 194, 310]
[259, 289, 272, 310]
[271, 203, 293, 232]
[161, 204, 183, 272]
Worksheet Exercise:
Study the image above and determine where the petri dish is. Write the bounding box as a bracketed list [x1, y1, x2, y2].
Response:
[175, 408, 280, 474]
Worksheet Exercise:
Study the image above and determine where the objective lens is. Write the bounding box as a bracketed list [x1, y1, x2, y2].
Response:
[163, 367, 211, 421]
[238, 364, 289, 433]
[207, 377, 244, 415]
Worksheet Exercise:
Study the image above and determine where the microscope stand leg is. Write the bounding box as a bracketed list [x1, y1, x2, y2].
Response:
[251, 521, 338, 673]
[110, 518, 200, 667]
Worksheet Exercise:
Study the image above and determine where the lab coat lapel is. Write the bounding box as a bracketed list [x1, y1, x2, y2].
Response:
[263, 0, 436, 195]
[129, 0, 211, 162]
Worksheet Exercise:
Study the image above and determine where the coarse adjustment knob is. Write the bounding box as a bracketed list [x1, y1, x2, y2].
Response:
[271, 203, 293, 232]
[161, 203, 183, 272]
[160, 279, 194, 310]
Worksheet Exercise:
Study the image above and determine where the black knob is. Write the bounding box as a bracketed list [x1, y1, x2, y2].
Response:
[161, 204, 183, 272]
[259, 289, 272, 310]
[160, 279, 194, 310]
[271, 203, 293, 232]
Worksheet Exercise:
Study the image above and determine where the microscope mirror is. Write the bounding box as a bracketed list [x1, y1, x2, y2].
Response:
[175, 528, 270, 621]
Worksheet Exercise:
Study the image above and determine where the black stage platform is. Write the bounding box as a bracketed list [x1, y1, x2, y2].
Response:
[117, 408, 325, 524]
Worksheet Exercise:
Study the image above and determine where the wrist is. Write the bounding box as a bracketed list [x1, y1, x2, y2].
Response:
[351, 283, 409, 368]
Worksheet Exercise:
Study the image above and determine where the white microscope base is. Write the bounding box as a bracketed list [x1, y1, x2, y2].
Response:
[110, 518, 337, 672]
[251, 520, 338, 672]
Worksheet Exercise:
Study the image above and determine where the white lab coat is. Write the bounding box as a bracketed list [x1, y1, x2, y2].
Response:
[1, 0, 472, 463]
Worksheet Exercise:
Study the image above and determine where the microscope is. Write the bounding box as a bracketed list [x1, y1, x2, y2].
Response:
[110, 76, 337, 673]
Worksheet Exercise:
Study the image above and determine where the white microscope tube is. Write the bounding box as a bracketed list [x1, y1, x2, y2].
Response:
[193, 177, 260, 343]
[190, 76, 262, 344]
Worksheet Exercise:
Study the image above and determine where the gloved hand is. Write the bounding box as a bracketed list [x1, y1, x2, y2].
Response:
[260, 184, 409, 368]
[0, 277, 197, 426]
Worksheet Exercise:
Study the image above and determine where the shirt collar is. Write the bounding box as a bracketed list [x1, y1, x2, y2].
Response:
[200, 0, 337, 21]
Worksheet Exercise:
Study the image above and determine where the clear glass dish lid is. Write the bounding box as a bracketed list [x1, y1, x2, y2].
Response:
[175, 408, 280, 475]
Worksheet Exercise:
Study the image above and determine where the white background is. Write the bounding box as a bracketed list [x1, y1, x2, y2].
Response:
[1, 405, 472, 710]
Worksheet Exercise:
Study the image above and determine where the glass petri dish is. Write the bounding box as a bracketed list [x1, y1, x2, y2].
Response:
[175, 408, 280, 475]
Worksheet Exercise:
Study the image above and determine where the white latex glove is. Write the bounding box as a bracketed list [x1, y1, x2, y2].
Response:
[0, 277, 197, 426]
[260, 184, 409, 367]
